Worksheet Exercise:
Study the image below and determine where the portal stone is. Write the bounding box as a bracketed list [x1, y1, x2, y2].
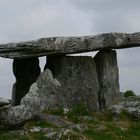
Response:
[45, 55, 99, 112]
[95, 50, 119, 110]
[12, 57, 41, 105]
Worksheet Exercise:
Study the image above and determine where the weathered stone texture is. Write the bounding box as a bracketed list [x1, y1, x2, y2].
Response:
[95, 50, 119, 110]
[111, 96, 140, 120]
[0, 98, 10, 107]
[0, 32, 140, 59]
[45, 55, 99, 112]
[21, 69, 61, 110]
[0, 69, 61, 125]
[12, 57, 41, 105]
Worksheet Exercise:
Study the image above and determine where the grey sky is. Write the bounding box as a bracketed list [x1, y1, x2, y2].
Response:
[0, 0, 140, 98]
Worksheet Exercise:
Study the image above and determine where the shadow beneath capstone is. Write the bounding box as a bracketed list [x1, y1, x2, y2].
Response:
[0, 56, 47, 108]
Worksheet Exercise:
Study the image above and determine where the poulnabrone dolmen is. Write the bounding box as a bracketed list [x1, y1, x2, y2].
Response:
[0, 32, 140, 126]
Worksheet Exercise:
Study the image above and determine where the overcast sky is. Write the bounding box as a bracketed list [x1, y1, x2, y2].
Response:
[0, 0, 140, 99]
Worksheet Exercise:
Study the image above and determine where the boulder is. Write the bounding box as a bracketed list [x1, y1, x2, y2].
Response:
[21, 69, 61, 110]
[0, 98, 10, 107]
[0, 69, 61, 126]
[111, 96, 140, 120]
[45, 55, 99, 112]
[0, 105, 33, 126]
[95, 50, 119, 110]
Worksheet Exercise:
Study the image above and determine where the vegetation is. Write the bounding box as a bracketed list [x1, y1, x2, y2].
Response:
[124, 90, 136, 97]
[0, 103, 140, 140]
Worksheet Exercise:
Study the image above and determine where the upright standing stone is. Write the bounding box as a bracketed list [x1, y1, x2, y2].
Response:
[12, 57, 41, 106]
[95, 50, 119, 110]
[45, 55, 99, 112]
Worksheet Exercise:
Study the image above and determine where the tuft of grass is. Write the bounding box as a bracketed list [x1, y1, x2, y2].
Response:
[92, 110, 113, 121]
[118, 110, 130, 121]
[24, 119, 56, 130]
[66, 103, 92, 122]
[46, 108, 64, 116]
[35, 120, 57, 128]
[28, 132, 47, 140]
[0, 132, 28, 140]
[83, 121, 140, 140]
[84, 129, 115, 140]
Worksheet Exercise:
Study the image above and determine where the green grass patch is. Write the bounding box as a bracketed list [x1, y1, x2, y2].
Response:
[84, 129, 116, 140]
[24, 119, 57, 130]
[28, 131, 47, 140]
[0, 132, 28, 140]
[44, 108, 65, 116]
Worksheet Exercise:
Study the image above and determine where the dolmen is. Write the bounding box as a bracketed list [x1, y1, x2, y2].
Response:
[0, 32, 140, 126]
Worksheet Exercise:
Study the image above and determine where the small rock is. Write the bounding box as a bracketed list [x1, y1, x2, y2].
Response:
[37, 113, 73, 127]
[111, 104, 123, 114]
[57, 128, 65, 139]
[68, 124, 87, 132]
[0, 98, 10, 107]
[110, 96, 140, 120]
[63, 108, 69, 114]
[45, 131, 58, 138]
[61, 128, 87, 140]
[93, 124, 107, 132]
[79, 116, 95, 122]
[30, 127, 42, 132]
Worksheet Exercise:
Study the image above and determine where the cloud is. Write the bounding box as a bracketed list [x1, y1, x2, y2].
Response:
[67, 0, 140, 94]
[67, 0, 140, 33]
[0, 0, 93, 43]
[0, 0, 94, 98]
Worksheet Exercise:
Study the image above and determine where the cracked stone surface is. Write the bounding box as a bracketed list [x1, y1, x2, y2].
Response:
[45, 55, 99, 112]
[0, 32, 140, 58]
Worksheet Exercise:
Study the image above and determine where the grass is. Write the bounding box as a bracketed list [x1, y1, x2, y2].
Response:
[0, 105, 140, 140]
[83, 119, 140, 140]
[84, 129, 115, 140]
[28, 132, 47, 140]
[83, 124, 140, 140]
[23, 119, 57, 129]
[0, 132, 28, 140]
[124, 90, 136, 97]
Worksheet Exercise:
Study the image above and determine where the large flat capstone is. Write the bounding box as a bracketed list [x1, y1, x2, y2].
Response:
[0, 32, 140, 58]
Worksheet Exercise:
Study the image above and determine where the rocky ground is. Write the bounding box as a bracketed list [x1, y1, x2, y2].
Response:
[0, 96, 140, 140]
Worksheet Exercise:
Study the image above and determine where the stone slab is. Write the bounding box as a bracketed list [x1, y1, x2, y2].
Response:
[0, 32, 140, 58]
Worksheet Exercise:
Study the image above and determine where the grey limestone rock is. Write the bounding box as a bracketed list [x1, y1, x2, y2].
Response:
[0, 69, 61, 126]
[95, 50, 120, 110]
[0, 98, 10, 107]
[0, 105, 33, 126]
[0, 32, 140, 59]
[37, 113, 73, 127]
[21, 69, 61, 110]
[111, 96, 140, 120]
[45, 55, 99, 112]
